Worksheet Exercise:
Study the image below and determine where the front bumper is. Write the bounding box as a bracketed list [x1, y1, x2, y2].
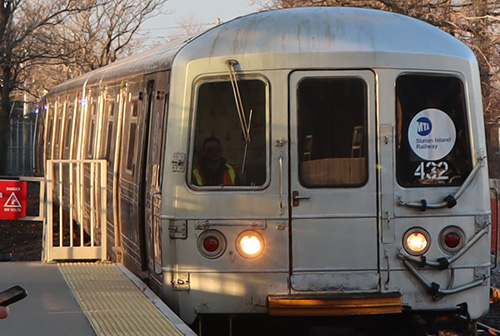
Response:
[268, 292, 402, 316]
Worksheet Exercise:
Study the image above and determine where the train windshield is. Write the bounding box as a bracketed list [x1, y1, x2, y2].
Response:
[396, 74, 472, 187]
[191, 79, 267, 188]
[297, 77, 368, 187]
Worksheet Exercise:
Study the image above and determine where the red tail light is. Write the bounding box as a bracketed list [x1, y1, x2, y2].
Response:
[444, 232, 460, 249]
[197, 230, 226, 259]
[203, 235, 220, 252]
[439, 227, 465, 254]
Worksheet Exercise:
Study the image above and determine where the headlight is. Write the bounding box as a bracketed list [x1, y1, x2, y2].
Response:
[197, 230, 226, 259]
[403, 228, 430, 256]
[236, 230, 264, 258]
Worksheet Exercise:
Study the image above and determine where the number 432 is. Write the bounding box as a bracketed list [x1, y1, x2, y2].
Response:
[414, 161, 449, 180]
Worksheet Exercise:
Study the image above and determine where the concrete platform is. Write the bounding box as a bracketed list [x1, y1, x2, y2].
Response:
[0, 262, 195, 336]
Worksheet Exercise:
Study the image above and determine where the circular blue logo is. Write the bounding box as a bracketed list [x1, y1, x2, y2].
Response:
[416, 117, 432, 136]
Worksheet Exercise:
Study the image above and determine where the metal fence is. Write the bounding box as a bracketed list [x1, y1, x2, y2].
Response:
[43, 159, 107, 262]
[6, 117, 36, 176]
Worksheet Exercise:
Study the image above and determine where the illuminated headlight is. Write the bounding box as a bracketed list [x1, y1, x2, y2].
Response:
[439, 226, 465, 254]
[197, 230, 226, 259]
[403, 228, 430, 256]
[236, 231, 265, 259]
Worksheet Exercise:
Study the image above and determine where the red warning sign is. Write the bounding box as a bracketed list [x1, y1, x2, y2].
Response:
[0, 180, 27, 220]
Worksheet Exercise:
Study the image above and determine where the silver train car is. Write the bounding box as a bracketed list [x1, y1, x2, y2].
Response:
[35, 6, 491, 334]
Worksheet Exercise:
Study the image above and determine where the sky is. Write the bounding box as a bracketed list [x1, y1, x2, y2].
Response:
[141, 0, 258, 43]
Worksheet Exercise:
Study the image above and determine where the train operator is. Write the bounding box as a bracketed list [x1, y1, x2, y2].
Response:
[192, 137, 239, 186]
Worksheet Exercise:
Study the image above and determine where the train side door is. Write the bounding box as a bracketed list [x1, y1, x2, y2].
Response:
[288, 70, 379, 292]
[143, 74, 169, 288]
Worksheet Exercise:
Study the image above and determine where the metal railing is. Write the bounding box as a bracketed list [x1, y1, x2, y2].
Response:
[43, 160, 107, 262]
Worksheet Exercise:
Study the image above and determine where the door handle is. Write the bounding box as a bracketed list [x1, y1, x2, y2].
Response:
[292, 191, 311, 207]
[279, 154, 283, 215]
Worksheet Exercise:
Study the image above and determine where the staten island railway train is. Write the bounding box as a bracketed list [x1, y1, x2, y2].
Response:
[35, 6, 492, 335]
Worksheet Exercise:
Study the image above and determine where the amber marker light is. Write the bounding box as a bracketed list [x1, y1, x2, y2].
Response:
[236, 231, 264, 258]
[403, 228, 430, 256]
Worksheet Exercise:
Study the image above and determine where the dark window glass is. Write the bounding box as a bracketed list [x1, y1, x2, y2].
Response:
[86, 103, 97, 158]
[192, 79, 267, 187]
[87, 120, 95, 158]
[132, 100, 138, 117]
[297, 77, 368, 187]
[47, 116, 54, 146]
[64, 104, 74, 150]
[396, 74, 472, 187]
[105, 121, 113, 159]
[104, 100, 115, 159]
[125, 99, 139, 173]
[55, 114, 63, 151]
[126, 122, 137, 172]
[108, 100, 114, 116]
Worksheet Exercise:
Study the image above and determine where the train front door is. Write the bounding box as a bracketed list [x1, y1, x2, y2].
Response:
[288, 70, 380, 292]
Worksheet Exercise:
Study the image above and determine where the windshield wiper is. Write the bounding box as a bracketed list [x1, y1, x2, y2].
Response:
[226, 59, 253, 173]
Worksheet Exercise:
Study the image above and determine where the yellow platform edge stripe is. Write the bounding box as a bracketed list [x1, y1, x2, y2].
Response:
[58, 262, 196, 336]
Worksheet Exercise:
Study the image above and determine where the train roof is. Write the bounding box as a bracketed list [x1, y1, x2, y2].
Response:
[178, 6, 475, 69]
[48, 6, 476, 95]
[48, 36, 189, 94]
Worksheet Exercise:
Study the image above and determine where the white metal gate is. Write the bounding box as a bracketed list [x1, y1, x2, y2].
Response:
[43, 160, 107, 262]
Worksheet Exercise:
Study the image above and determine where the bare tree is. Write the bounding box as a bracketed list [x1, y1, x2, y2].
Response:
[59, 0, 169, 74]
[176, 16, 211, 39]
[0, 0, 99, 172]
[0, 0, 99, 104]
[22, 0, 169, 96]
[0, 0, 168, 173]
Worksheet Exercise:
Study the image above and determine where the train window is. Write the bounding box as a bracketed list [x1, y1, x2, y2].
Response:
[105, 121, 113, 159]
[125, 99, 139, 174]
[191, 79, 267, 188]
[46, 115, 54, 147]
[55, 113, 63, 151]
[63, 103, 74, 151]
[72, 104, 82, 159]
[104, 100, 115, 160]
[108, 100, 114, 116]
[86, 102, 97, 158]
[126, 122, 137, 172]
[132, 99, 138, 116]
[297, 77, 368, 187]
[396, 74, 472, 187]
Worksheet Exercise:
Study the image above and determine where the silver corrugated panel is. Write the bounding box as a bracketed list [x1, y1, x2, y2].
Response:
[58, 263, 187, 336]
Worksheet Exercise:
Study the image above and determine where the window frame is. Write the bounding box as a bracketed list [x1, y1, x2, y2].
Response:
[188, 75, 271, 190]
[103, 98, 115, 160]
[125, 95, 140, 176]
[296, 75, 369, 188]
[395, 72, 472, 188]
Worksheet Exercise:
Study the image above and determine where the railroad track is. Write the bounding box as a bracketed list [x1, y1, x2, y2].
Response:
[477, 320, 500, 335]
[475, 286, 500, 335]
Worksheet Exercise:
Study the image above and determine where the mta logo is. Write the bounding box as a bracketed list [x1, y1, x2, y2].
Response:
[416, 117, 432, 136]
